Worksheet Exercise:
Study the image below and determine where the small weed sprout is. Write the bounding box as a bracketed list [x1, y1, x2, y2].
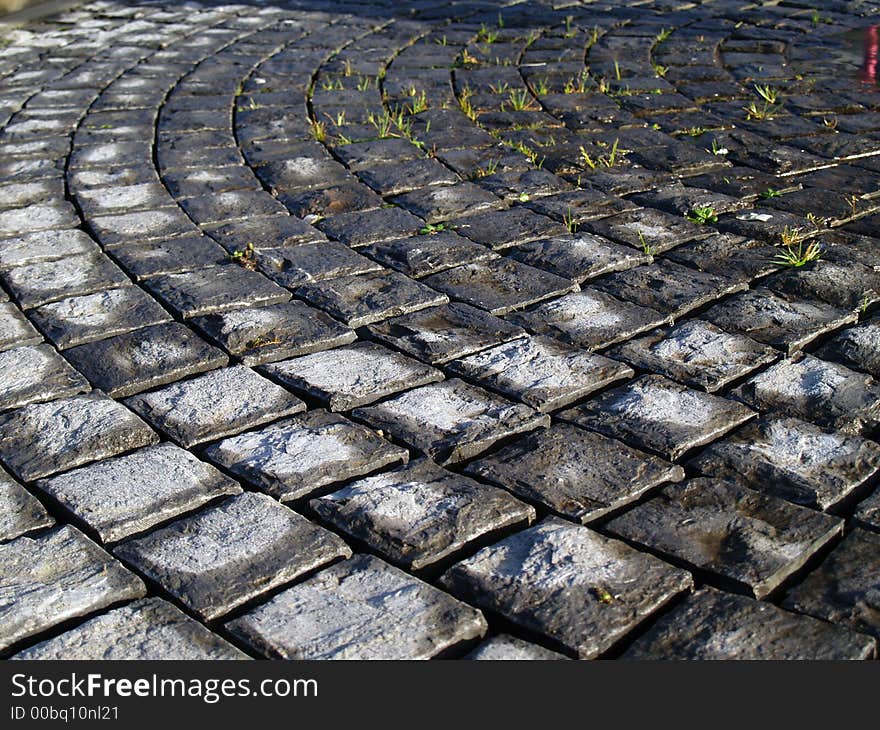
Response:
[653, 63, 669, 78]
[579, 138, 622, 169]
[686, 205, 718, 225]
[707, 138, 728, 156]
[655, 27, 672, 43]
[531, 77, 551, 96]
[419, 222, 450, 235]
[478, 24, 499, 44]
[563, 208, 578, 233]
[231, 243, 258, 271]
[458, 85, 477, 121]
[505, 88, 536, 111]
[754, 84, 779, 104]
[310, 119, 327, 142]
[638, 231, 657, 257]
[773, 239, 822, 267]
[564, 71, 590, 94]
[760, 187, 782, 199]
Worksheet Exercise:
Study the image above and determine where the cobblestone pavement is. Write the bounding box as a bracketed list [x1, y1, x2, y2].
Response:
[2, 0, 880, 661]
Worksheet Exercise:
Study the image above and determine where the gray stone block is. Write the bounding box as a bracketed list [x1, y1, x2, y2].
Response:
[688, 417, 880, 510]
[466, 424, 684, 524]
[558, 375, 755, 461]
[0, 391, 158, 482]
[0, 468, 53, 543]
[366, 303, 526, 365]
[261, 342, 443, 411]
[0, 302, 42, 353]
[731, 355, 880, 436]
[227, 553, 487, 659]
[854, 488, 880, 531]
[605, 478, 844, 599]
[607, 319, 778, 393]
[508, 232, 647, 283]
[510, 289, 670, 351]
[126, 365, 305, 447]
[296, 270, 448, 328]
[0, 344, 89, 411]
[256, 242, 382, 288]
[28, 286, 173, 350]
[0, 229, 98, 272]
[116, 492, 351, 621]
[144, 265, 290, 318]
[0, 526, 146, 653]
[783, 529, 880, 640]
[205, 410, 408, 502]
[191, 300, 356, 366]
[354, 379, 548, 464]
[447, 335, 633, 412]
[361, 231, 497, 278]
[622, 588, 876, 660]
[440, 518, 693, 658]
[310, 460, 535, 570]
[35, 443, 242, 544]
[13, 597, 249, 660]
[465, 634, 569, 660]
[814, 319, 880, 378]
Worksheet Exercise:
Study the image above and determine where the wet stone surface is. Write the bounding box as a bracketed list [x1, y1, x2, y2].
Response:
[607, 320, 778, 393]
[439, 518, 693, 659]
[261, 342, 443, 412]
[622, 588, 876, 660]
[447, 335, 633, 412]
[0, 526, 145, 654]
[0, 391, 158, 482]
[466, 424, 683, 524]
[5, 0, 880, 661]
[310, 460, 535, 571]
[689, 417, 880, 511]
[605, 479, 844, 599]
[227, 554, 488, 659]
[0, 468, 53, 543]
[126, 366, 305, 448]
[353, 378, 549, 465]
[558, 375, 755, 461]
[205, 410, 408, 502]
[14, 598, 248, 661]
[115, 492, 351, 621]
[63, 322, 229, 399]
[731, 355, 880, 436]
[782, 529, 880, 640]
[35, 443, 242, 545]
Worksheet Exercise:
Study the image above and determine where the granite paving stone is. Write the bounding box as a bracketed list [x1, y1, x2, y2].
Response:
[422, 258, 577, 316]
[605, 478, 844, 599]
[63, 322, 228, 399]
[731, 355, 880, 436]
[365, 303, 526, 365]
[782, 529, 880, 640]
[0, 391, 158, 482]
[854, 488, 880, 532]
[111, 236, 228, 280]
[582, 207, 710, 254]
[701, 288, 858, 355]
[814, 319, 880, 378]
[256, 242, 382, 289]
[226, 554, 488, 659]
[446, 335, 633, 412]
[439, 518, 693, 658]
[353, 379, 548, 465]
[391, 183, 503, 223]
[1, 252, 131, 309]
[28, 287, 172, 350]
[0, 302, 42, 353]
[115, 492, 351, 621]
[507, 232, 648, 283]
[310, 460, 535, 571]
[558, 375, 755, 460]
[0, 229, 98, 271]
[260, 342, 443, 412]
[296, 270, 448, 328]
[0, 525, 146, 654]
[606, 319, 779, 392]
[205, 409, 408, 502]
[88, 208, 201, 248]
[126, 365, 305, 448]
[622, 588, 876, 660]
[13, 597, 248, 661]
[511, 288, 671, 351]
[466, 424, 684, 524]
[464, 634, 569, 661]
[34, 443, 241, 544]
[0, 344, 89, 411]
[191, 300, 356, 367]
[361, 231, 497, 279]
[316, 207, 425, 247]
[143, 265, 290, 319]
[0, 468, 53, 543]
[688, 417, 880, 510]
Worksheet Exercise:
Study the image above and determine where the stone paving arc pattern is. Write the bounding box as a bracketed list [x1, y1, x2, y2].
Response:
[1, 0, 880, 660]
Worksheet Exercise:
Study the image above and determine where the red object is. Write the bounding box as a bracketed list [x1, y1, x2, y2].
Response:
[861, 25, 878, 83]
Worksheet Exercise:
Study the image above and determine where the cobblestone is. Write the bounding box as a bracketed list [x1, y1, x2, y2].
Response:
[5, 0, 880, 661]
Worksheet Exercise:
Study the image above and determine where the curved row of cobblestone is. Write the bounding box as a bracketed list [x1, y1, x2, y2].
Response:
[1, 0, 880, 661]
